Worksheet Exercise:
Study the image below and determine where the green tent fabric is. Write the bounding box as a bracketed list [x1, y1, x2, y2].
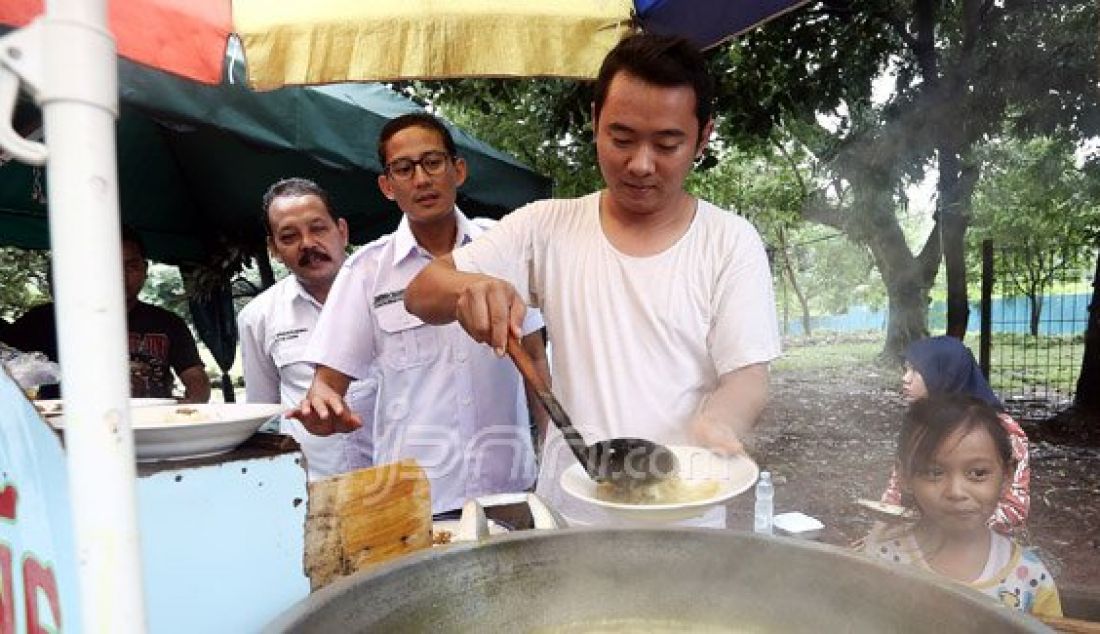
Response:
[0, 47, 551, 264]
[0, 41, 551, 388]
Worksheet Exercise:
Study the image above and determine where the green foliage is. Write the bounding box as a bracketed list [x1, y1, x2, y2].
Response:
[142, 264, 191, 326]
[401, 79, 602, 197]
[0, 248, 50, 321]
[691, 144, 883, 317]
[968, 135, 1100, 328]
[970, 135, 1100, 253]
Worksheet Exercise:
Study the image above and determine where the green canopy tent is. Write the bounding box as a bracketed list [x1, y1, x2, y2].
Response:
[0, 48, 551, 399]
[0, 49, 551, 261]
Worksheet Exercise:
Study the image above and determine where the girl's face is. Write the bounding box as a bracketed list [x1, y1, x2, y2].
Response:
[901, 363, 928, 403]
[903, 426, 1008, 537]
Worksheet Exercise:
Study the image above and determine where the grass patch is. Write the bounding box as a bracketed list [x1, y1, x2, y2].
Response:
[987, 333, 1085, 393]
[772, 331, 1083, 395]
[774, 336, 885, 372]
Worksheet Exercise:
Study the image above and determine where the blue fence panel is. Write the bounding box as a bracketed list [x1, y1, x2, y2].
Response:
[783, 293, 1091, 336]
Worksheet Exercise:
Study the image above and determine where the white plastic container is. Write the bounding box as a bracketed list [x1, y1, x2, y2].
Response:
[773, 511, 825, 540]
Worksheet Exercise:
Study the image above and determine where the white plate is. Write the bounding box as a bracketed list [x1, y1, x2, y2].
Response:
[560, 445, 759, 522]
[50, 403, 285, 462]
[34, 397, 177, 416]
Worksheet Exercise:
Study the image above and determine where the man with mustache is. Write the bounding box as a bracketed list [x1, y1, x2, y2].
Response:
[404, 35, 781, 527]
[291, 113, 549, 515]
[237, 178, 375, 480]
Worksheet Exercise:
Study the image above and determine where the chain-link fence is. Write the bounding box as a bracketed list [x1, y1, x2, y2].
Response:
[979, 241, 1096, 420]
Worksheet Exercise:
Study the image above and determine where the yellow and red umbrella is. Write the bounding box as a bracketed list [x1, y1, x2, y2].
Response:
[1, 0, 808, 89]
[1, 0, 633, 88]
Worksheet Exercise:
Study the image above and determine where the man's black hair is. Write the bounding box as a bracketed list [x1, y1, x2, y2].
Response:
[377, 113, 458, 167]
[593, 33, 714, 142]
[120, 224, 146, 259]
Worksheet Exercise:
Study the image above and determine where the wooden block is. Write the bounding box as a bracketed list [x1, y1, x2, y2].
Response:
[303, 459, 432, 592]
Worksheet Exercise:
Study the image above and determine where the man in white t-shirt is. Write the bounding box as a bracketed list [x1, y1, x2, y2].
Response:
[237, 178, 375, 480]
[404, 34, 781, 526]
[290, 114, 549, 514]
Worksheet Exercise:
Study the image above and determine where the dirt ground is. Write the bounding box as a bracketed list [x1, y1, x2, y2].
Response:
[723, 342, 1100, 591]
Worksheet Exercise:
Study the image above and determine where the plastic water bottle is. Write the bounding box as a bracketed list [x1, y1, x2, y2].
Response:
[754, 471, 774, 535]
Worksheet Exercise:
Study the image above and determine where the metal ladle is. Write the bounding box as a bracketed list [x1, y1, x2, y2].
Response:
[506, 337, 678, 486]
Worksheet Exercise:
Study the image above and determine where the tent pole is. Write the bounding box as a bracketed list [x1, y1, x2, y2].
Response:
[41, 0, 147, 631]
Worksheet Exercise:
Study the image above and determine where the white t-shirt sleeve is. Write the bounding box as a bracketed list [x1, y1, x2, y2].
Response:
[452, 204, 538, 306]
[709, 217, 781, 374]
[303, 256, 378, 380]
[237, 302, 281, 404]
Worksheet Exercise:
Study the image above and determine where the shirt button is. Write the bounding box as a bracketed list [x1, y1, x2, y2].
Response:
[456, 349, 467, 362]
[459, 395, 472, 406]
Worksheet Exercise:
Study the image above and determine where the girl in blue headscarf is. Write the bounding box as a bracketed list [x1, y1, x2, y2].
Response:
[883, 336, 1030, 533]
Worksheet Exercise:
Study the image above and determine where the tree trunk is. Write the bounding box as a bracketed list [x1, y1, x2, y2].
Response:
[778, 229, 812, 336]
[1073, 249, 1100, 414]
[1029, 293, 1043, 337]
[937, 149, 978, 339]
[851, 180, 937, 361]
[882, 269, 932, 361]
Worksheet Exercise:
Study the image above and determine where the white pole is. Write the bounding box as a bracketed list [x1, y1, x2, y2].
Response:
[5, 0, 149, 631]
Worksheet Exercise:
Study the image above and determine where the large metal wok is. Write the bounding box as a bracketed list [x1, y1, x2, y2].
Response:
[265, 529, 1046, 632]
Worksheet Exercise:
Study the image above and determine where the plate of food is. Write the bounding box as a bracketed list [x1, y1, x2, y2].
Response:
[560, 445, 759, 522]
[49, 403, 285, 462]
[34, 397, 177, 417]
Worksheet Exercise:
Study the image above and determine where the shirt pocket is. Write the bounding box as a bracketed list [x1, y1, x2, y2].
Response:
[375, 302, 440, 370]
[270, 336, 307, 371]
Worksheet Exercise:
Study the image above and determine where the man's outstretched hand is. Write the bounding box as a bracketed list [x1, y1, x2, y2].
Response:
[287, 368, 361, 435]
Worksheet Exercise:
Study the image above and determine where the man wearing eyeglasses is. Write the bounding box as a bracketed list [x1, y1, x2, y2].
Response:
[291, 113, 548, 516]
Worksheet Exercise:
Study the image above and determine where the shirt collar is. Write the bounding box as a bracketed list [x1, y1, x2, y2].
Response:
[287, 274, 323, 310]
[392, 207, 475, 266]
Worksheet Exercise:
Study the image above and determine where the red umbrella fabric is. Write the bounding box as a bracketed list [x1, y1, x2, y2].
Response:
[0, 0, 230, 84]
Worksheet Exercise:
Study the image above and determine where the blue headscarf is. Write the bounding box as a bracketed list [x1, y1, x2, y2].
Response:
[904, 336, 1003, 410]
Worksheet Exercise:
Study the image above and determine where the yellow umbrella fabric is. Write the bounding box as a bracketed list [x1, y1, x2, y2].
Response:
[234, 0, 635, 90]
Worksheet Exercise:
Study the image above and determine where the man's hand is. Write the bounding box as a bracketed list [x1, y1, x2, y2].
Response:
[454, 276, 527, 356]
[405, 255, 526, 356]
[287, 366, 360, 436]
[178, 365, 211, 404]
[687, 363, 770, 456]
[689, 414, 746, 456]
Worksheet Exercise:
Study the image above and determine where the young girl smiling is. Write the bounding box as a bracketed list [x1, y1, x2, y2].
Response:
[861, 394, 1061, 618]
[882, 336, 1030, 533]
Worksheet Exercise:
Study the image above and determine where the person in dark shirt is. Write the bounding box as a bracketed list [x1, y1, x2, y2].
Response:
[7, 228, 210, 402]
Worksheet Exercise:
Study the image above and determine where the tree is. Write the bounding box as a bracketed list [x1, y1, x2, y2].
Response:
[969, 135, 1100, 335]
[691, 142, 881, 336]
[1073, 249, 1100, 421]
[713, 0, 1099, 358]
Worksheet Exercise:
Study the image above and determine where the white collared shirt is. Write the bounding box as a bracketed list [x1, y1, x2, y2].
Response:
[304, 209, 543, 513]
[237, 274, 376, 480]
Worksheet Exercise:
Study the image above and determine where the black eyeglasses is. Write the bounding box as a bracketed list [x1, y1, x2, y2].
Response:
[384, 151, 453, 180]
